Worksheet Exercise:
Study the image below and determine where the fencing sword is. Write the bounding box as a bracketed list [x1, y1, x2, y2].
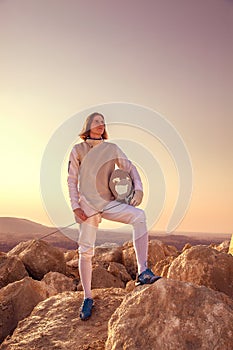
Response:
[38, 201, 123, 240]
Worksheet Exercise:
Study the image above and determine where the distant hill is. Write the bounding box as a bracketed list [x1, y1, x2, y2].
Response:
[0, 217, 51, 235]
[0, 217, 231, 253]
[0, 217, 78, 252]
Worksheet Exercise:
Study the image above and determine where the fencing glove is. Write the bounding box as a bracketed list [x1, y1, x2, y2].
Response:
[130, 190, 143, 207]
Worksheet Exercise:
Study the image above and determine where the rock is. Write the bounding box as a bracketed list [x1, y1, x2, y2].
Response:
[148, 240, 166, 264]
[77, 264, 125, 291]
[210, 240, 230, 253]
[229, 233, 233, 255]
[66, 258, 79, 268]
[161, 242, 179, 257]
[125, 280, 136, 293]
[93, 243, 122, 265]
[0, 253, 28, 289]
[42, 272, 76, 296]
[122, 240, 133, 249]
[7, 240, 32, 257]
[65, 250, 79, 280]
[11, 240, 66, 280]
[106, 279, 233, 350]
[122, 244, 137, 278]
[87, 265, 125, 290]
[107, 262, 132, 283]
[1, 289, 126, 349]
[65, 264, 80, 283]
[168, 245, 233, 298]
[0, 277, 48, 343]
[182, 242, 192, 252]
[122, 239, 167, 278]
[64, 249, 78, 262]
[153, 255, 177, 277]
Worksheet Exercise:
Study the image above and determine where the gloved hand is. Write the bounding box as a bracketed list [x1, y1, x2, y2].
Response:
[130, 190, 143, 207]
[73, 208, 88, 223]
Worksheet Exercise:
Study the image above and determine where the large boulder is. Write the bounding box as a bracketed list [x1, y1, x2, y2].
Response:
[42, 272, 76, 296]
[93, 243, 123, 265]
[92, 265, 125, 289]
[107, 262, 132, 284]
[148, 240, 167, 264]
[9, 240, 66, 280]
[153, 255, 177, 277]
[168, 245, 233, 298]
[0, 289, 126, 349]
[7, 240, 32, 257]
[0, 277, 48, 343]
[77, 265, 125, 291]
[106, 279, 233, 350]
[0, 252, 28, 289]
[158, 241, 179, 258]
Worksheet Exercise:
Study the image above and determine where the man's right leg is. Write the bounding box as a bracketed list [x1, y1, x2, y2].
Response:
[78, 207, 100, 320]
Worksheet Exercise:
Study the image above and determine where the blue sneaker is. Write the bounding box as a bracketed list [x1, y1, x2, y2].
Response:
[135, 268, 161, 286]
[80, 298, 94, 321]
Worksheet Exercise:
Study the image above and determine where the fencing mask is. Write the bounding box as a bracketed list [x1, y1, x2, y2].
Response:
[109, 169, 134, 204]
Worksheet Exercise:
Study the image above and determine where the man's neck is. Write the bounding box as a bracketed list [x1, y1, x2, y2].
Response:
[88, 133, 102, 140]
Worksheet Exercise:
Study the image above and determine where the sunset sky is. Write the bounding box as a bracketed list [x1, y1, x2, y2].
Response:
[1, 0, 233, 235]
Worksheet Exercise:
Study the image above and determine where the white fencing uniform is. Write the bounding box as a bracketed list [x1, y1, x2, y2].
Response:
[67, 139, 148, 298]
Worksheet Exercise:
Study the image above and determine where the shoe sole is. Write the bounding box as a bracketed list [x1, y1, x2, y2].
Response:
[135, 276, 162, 286]
[80, 314, 91, 321]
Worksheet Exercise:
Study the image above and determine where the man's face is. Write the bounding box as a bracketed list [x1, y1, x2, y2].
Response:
[90, 115, 105, 136]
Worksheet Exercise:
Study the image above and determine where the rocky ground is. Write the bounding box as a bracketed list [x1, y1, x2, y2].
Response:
[0, 238, 233, 349]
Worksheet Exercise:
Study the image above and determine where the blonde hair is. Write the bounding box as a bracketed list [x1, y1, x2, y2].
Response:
[79, 112, 108, 140]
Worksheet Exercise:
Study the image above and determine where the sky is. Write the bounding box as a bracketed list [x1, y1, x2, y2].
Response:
[1, 0, 233, 235]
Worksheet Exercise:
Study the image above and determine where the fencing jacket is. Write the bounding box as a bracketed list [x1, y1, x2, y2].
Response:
[67, 140, 143, 212]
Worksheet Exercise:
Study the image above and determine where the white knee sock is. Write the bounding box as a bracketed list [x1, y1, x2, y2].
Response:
[79, 251, 93, 299]
[133, 232, 148, 275]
